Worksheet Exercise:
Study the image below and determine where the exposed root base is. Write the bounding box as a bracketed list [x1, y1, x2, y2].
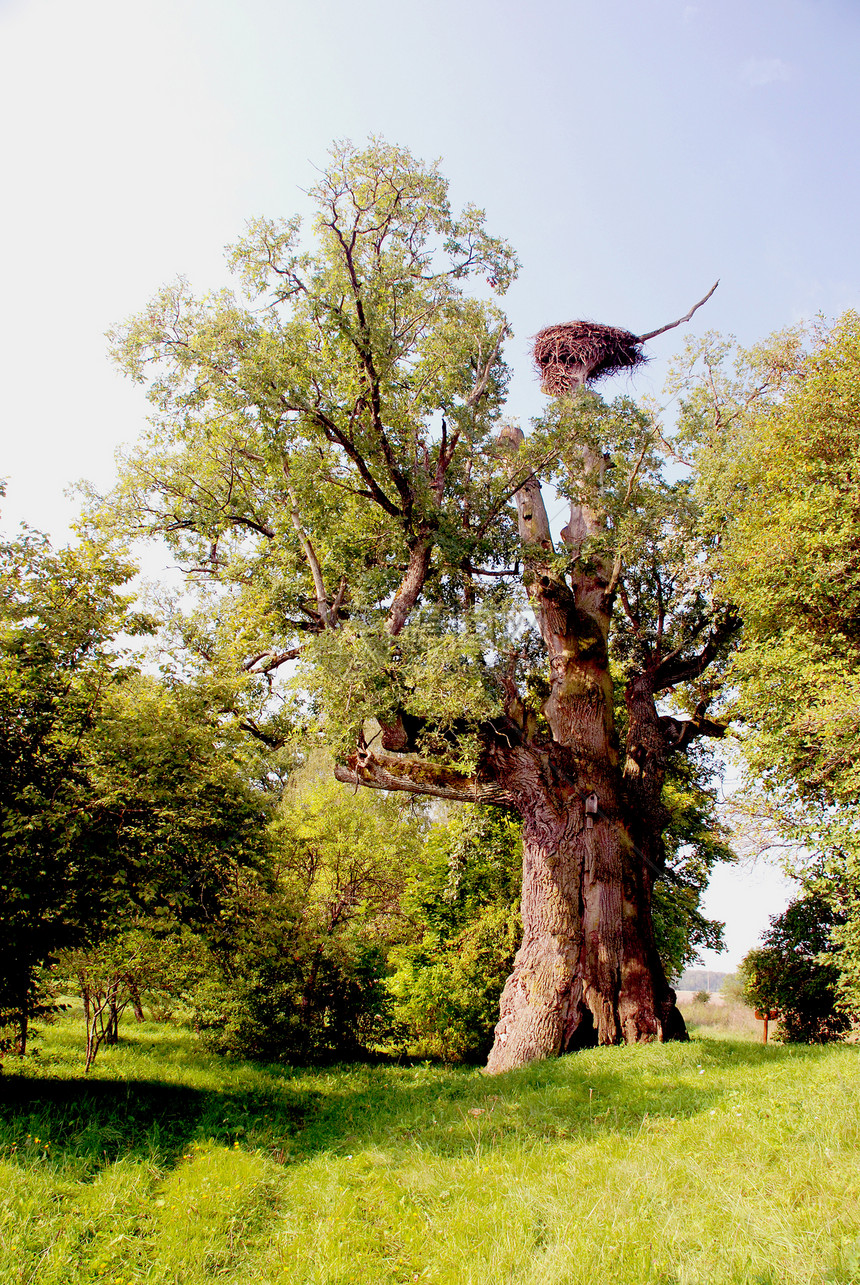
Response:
[485, 996, 688, 1075]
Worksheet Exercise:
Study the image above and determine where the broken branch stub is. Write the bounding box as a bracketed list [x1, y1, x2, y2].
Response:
[498, 422, 554, 552]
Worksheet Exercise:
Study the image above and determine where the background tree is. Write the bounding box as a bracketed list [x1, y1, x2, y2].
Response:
[677, 312, 860, 1022]
[62, 923, 180, 1070]
[0, 527, 275, 1055]
[100, 139, 736, 1071]
[86, 670, 274, 929]
[0, 529, 147, 1054]
[740, 896, 850, 1043]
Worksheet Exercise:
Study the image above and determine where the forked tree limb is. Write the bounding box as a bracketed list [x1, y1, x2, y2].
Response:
[652, 605, 741, 692]
[638, 281, 720, 343]
[659, 705, 729, 750]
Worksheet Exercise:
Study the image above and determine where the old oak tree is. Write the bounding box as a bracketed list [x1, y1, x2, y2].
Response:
[104, 141, 733, 1071]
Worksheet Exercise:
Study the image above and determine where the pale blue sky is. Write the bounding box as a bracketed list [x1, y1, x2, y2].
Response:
[2, 0, 852, 964]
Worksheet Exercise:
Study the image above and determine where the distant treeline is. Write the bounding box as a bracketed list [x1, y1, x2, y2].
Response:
[676, 970, 729, 993]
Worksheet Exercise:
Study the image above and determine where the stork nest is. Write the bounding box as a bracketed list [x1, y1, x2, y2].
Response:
[533, 322, 646, 395]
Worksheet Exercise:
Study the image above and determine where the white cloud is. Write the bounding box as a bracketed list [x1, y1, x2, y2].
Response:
[740, 56, 793, 87]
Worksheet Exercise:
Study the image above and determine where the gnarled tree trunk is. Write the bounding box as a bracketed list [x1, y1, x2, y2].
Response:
[486, 778, 681, 1073]
[485, 418, 685, 1072]
[483, 636, 683, 1072]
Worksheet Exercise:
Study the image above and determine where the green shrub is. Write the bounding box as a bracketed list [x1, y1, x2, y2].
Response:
[193, 777, 419, 1063]
[387, 902, 520, 1062]
[194, 912, 391, 1063]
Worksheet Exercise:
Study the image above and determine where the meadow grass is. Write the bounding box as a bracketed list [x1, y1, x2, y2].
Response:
[680, 994, 763, 1041]
[0, 1007, 858, 1285]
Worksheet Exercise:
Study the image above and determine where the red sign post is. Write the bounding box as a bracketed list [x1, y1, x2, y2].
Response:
[754, 1009, 779, 1043]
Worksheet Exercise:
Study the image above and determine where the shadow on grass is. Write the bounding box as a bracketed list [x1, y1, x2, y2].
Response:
[0, 1035, 839, 1176]
[0, 1074, 309, 1176]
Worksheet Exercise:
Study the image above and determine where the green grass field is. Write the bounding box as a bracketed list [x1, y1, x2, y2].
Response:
[1, 1006, 858, 1285]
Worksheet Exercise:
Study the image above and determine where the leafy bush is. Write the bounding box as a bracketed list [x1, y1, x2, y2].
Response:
[387, 902, 520, 1063]
[386, 805, 522, 1062]
[194, 908, 391, 1063]
[193, 777, 420, 1063]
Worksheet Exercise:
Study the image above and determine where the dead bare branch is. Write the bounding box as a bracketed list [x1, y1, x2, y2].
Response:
[638, 281, 720, 343]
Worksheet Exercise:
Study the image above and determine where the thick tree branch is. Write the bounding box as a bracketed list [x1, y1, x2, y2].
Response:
[659, 703, 729, 751]
[243, 646, 303, 673]
[378, 710, 527, 756]
[618, 583, 644, 636]
[334, 745, 514, 805]
[329, 224, 414, 515]
[465, 562, 521, 577]
[386, 538, 433, 636]
[283, 458, 332, 628]
[497, 423, 554, 551]
[653, 607, 741, 691]
[239, 718, 288, 748]
[622, 437, 652, 506]
[299, 403, 403, 519]
[225, 514, 277, 539]
[331, 576, 348, 622]
[604, 550, 624, 600]
[560, 442, 604, 556]
[429, 416, 462, 503]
